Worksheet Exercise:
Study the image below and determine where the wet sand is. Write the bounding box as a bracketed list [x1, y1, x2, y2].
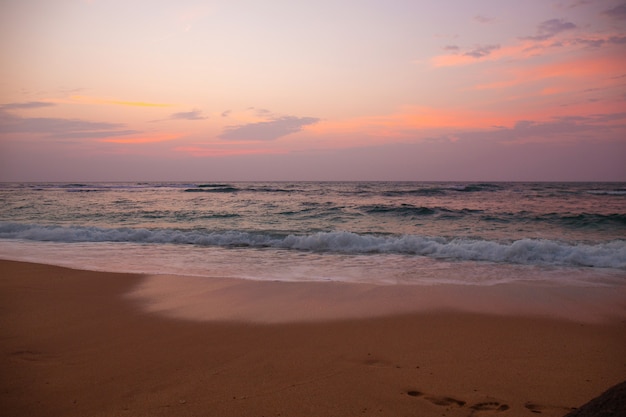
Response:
[1, 259, 625, 417]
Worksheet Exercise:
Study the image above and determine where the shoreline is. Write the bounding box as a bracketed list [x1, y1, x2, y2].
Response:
[128, 272, 626, 324]
[2, 259, 625, 416]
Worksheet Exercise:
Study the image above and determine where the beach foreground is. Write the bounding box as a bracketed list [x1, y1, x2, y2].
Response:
[1, 260, 625, 417]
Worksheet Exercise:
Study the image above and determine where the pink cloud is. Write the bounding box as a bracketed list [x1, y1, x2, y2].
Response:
[431, 29, 626, 68]
[471, 53, 626, 92]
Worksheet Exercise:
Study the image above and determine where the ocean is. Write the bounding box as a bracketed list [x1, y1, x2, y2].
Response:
[1, 182, 625, 287]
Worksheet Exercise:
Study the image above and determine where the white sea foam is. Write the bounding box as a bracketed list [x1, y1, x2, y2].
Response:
[3, 182, 625, 288]
[1, 222, 624, 269]
[2, 239, 625, 288]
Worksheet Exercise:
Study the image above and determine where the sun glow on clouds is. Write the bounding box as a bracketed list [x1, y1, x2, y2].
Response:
[2, 0, 625, 181]
[472, 54, 626, 91]
[432, 34, 625, 68]
[309, 106, 523, 138]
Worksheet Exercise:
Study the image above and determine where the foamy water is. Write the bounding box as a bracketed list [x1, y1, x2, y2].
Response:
[1, 182, 625, 286]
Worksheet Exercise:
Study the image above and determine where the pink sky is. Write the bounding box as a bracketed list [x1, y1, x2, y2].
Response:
[1, 0, 625, 181]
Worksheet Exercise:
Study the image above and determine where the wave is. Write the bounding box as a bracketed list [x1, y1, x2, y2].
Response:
[379, 183, 502, 197]
[363, 204, 482, 217]
[197, 183, 233, 188]
[61, 183, 90, 188]
[359, 206, 626, 227]
[1, 222, 624, 269]
[550, 213, 626, 227]
[489, 212, 626, 228]
[185, 184, 296, 193]
[184, 187, 240, 193]
[182, 182, 504, 197]
[587, 189, 626, 196]
[454, 183, 503, 192]
[364, 204, 437, 216]
[380, 188, 447, 197]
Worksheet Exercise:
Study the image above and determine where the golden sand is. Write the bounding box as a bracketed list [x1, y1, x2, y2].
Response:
[1, 260, 625, 417]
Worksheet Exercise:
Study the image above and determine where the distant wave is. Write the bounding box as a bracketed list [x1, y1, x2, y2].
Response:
[180, 182, 506, 196]
[363, 204, 483, 217]
[586, 189, 626, 196]
[1, 222, 624, 269]
[4, 182, 624, 198]
[185, 184, 298, 193]
[488, 212, 626, 228]
[184, 186, 240, 193]
[359, 205, 626, 227]
[197, 183, 233, 188]
[379, 183, 503, 197]
[544, 213, 626, 227]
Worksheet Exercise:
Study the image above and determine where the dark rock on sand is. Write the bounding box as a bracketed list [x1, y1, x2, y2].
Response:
[564, 380, 626, 417]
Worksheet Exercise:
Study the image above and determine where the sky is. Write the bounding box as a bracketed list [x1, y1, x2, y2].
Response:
[1, 0, 625, 181]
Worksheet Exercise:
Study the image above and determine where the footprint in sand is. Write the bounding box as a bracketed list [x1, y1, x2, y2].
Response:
[524, 402, 573, 415]
[470, 402, 510, 415]
[405, 390, 466, 408]
[406, 390, 510, 415]
[10, 350, 51, 362]
[426, 395, 467, 407]
[525, 403, 544, 414]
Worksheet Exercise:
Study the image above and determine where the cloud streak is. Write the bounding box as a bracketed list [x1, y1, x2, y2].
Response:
[474, 15, 495, 24]
[464, 44, 500, 58]
[1, 101, 55, 110]
[429, 112, 626, 144]
[431, 17, 624, 68]
[219, 115, 320, 141]
[470, 53, 626, 93]
[169, 108, 207, 120]
[522, 19, 577, 41]
[0, 108, 139, 140]
[603, 2, 626, 20]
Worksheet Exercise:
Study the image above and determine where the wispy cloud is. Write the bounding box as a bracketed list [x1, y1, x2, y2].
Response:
[0, 108, 139, 140]
[474, 15, 495, 24]
[572, 34, 626, 47]
[429, 112, 626, 144]
[603, 2, 626, 20]
[555, 0, 591, 10]
[470, 52, 626, 92]
[521, 18, 577, 41]
[169, 108, 207, 120]
[1, 101, 55, 110]
[219, 115, 320, 141]
[308, 106, 521, 140]
[464, 44, 500, 58]
[431, 16, 624, 68]
[308, 96, 626, 147]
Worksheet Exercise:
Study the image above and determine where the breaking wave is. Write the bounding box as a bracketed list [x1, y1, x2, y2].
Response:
[1, 222, 624, 269]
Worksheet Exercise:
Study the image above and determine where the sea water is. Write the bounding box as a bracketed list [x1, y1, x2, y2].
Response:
[0, 182, 624, 287]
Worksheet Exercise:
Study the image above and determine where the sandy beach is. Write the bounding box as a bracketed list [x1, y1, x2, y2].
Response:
[1, 259, 625, 417]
